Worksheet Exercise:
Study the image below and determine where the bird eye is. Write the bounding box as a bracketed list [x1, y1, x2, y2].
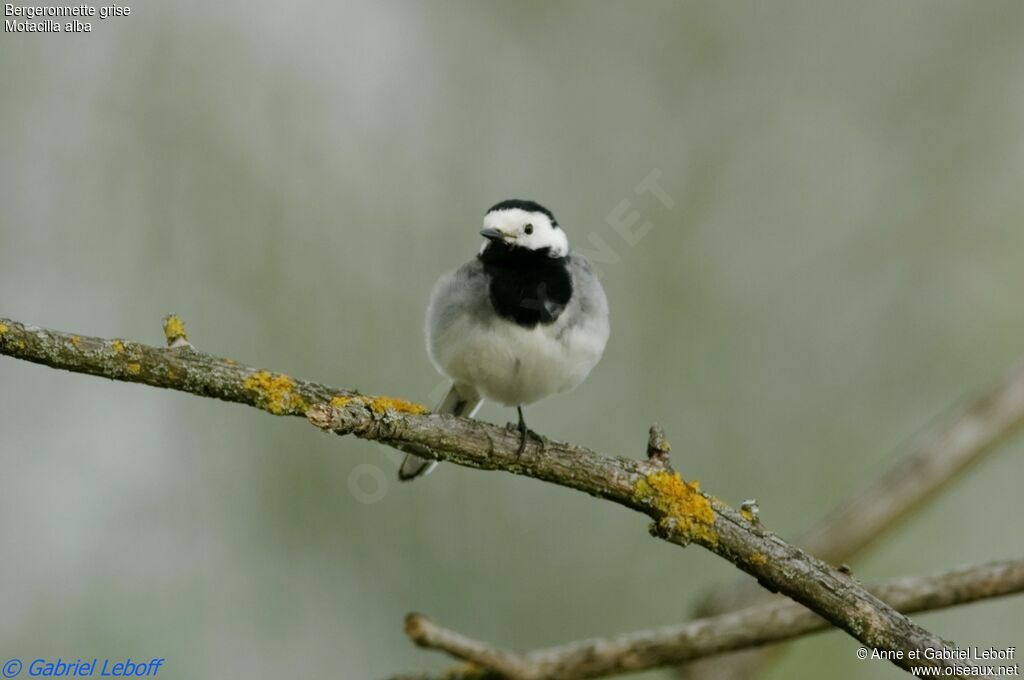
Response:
[524, 224, 534, 235]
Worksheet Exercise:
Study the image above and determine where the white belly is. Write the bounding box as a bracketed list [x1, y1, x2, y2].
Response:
[430, 316, 605, 407]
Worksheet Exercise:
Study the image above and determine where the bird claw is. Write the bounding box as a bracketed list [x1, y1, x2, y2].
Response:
[516, 429, 528, 456]
[510, 406, 543, 457]
[514, 426, 544, 456]
[506, 425, 543, 455]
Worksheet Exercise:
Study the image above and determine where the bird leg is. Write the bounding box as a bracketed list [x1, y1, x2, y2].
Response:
[516, 406, 529, 455]
[507, 406, 545, 456]
[505, 407, 544, 455]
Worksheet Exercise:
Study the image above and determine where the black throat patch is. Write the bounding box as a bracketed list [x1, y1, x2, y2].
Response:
[479, 243, 573, 327]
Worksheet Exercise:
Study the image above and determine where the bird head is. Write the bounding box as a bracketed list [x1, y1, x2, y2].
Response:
[480, 199, 568, 258]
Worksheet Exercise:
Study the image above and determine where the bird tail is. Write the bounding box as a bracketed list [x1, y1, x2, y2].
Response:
[398, 383, 482, 481]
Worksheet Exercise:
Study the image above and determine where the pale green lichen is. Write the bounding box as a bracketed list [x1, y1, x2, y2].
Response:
[635, 470, 718, 546]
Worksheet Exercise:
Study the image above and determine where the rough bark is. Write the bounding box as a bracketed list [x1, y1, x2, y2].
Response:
[0, 317, 989, 677]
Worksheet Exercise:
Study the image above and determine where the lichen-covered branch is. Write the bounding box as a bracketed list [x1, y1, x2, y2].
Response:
[0, 317, 426, 418]
[306, 410, 973, 677]
[0, 317, 978, 676]
[396, 559, 1024, 680]
[680, 359, 1024, 680]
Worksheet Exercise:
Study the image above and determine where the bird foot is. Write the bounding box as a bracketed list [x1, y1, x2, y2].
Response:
[505, 423, 544, 456]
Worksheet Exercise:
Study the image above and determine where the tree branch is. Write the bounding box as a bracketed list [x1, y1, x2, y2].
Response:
[404, 614, 534, 679]
[0, 317, 360, 416]
[679, 359, 1024, 680]
[802, 362, 1024, 560]
[396, 559, 1024, 680]
[701, 360, 1024, 617]
[0, 317, 982, 676]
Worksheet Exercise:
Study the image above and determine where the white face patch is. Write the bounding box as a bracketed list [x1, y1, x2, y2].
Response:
[481, 208, 569, 257]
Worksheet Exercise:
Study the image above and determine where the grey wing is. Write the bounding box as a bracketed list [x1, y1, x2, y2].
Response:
[425, 258, 490, 365]
[407, 261, 489, 483]
[565, 252, 610, 333]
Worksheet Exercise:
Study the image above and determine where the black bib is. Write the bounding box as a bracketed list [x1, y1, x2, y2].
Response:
[479, 244, 573, 328]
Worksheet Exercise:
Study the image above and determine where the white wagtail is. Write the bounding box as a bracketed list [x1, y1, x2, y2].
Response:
[399, 199, 610, 481]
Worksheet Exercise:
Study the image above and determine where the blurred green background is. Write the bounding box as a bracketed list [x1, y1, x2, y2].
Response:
[2, 1, 1023, 678]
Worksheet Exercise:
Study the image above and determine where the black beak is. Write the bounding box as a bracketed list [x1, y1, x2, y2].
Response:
[480, 227, 506, 241]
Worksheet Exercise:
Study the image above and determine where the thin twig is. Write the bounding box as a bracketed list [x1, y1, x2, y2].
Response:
[396, 560, 1024, 680]
[0, 317, 984, 676]
[405, 614, 530, 678]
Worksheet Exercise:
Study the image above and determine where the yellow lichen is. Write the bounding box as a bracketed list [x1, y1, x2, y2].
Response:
[635, 470, 718, 546]
[111, 340, 126, 355]
[70, 335, 81, 347]
[243, 370, 300, 415]
[0, 323, 8, 337]
[328, 394, 427, 415]
[750, 552, 767, 566]
[162, 314, 187, 344]
[740, 507, 754, 521]
[127, 363, 142, 375]
[364, 395, 428, 415]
